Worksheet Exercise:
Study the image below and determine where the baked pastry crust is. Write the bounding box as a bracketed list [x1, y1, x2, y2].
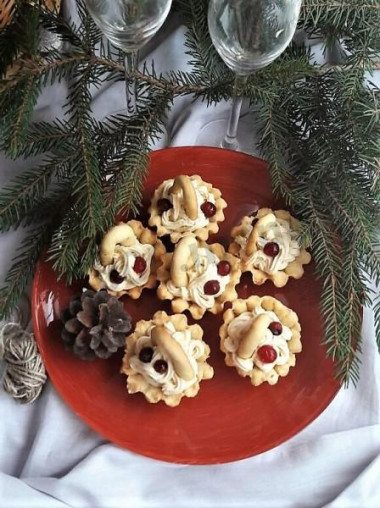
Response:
[157, 239, 241, 320]
[148, 174, 227, 243]
[121, 311, 214, 406]
[88, 220, 166, 299]
[219, 295, 302, 386]
[229, 208, 311, 287]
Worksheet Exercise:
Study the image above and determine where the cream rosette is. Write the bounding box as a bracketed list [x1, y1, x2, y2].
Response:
[229, 208, 311, 287]
[88, 220, 166, 299]
[148, 174, 227, 243]
[220, 296, 302, 386]
[157, 236, 241, 320]
[121, 311, 214, 407]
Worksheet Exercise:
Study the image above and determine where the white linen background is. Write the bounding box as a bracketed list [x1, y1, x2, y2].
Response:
[1, 2, 380, 507]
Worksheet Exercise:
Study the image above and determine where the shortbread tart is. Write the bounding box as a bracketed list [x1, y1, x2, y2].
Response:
[229, 208, 311, 288]
[148, 174, 227, 243]
[88, 220, 166, 299]
[121, 311, 214, 406]
[157, 236, 241, 320]
[220, 296, 302, 386]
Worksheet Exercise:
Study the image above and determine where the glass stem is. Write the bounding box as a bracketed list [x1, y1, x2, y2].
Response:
[222, 74, 248, 150]
[124, 51, 139, 115]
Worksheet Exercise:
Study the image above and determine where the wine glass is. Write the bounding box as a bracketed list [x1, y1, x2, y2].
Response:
[199, 0, 302, 152]
[85, 0, 172, 114]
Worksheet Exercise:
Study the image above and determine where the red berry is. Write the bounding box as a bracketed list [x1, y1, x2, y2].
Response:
[201, 201, 216, 218]
[217, 260, 231, 276]
[204, 280, 220, 295]
[157, 198, 172, 214]
[153, 359, 168, 374]
[133, 256, 147, 274]
[110, 269, 125, 284]
[257, 345, 277, 364]
[269, 321, 282, 335]
[139, 347, 153, 363]
[264, 241, 280, 257]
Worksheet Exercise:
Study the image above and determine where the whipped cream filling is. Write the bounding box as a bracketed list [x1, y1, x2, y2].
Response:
[129, 321, 206, 395]
[159, 178, 216, 232]
[94, 243, 154, 291]
[224, 306, 292, 373]
[235, 217, 300, 274]
[166, 248, 230, 309]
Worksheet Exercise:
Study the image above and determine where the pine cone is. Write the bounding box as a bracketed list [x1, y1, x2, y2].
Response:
[60, 290, 132, 360]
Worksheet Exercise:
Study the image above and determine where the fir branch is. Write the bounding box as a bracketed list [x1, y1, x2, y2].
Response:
[174, 0, 229, 83]
[255, 69, 379, 384]
[47, 65, 103, 279]
[0, 154, 75, 231]
[0, 53, 90, 95]
[0, 162, 55, 231]
[73, 129, 102, 238]
[324, 179, 380, 287]
[76, 0, 103, 52]
[0, 0, 40, 76]
[48, 206, 84, 283]
[102, 92, 171, 222]
[301, 0, 380, 69]
[256, 100, 298, 205]
[39, 7, 86, 49]
[301, 1, 380, 28]
[23, 181, 73, 227]
[68, 79, 103, 239]
[0, 1, 23, 76]
[0, 223, 52, 319]
[92, 55, 224, 95]
[79, 236, 100, 279]
[0, 76, 41, 157]
[104, 147, 149, 224]
[17, 119, 75, 159]
[307, 192, 343, 356]
[336, 242, 364, 386]
[304, 2, 380, 8]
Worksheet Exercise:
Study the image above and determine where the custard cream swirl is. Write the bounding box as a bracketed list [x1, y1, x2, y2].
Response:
[166, 248, 230, 309]
[224, 307, 292, 373]
[129, 321, 205, 395]
[160, 179, 215, 232]
[94, 243, 154, 292]
[236, 218, 300, 273]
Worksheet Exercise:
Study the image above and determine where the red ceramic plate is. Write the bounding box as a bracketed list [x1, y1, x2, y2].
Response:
[32, 147, 339, 464]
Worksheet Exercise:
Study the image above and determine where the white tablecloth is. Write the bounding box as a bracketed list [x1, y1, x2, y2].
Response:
[1, 2, 380, 507]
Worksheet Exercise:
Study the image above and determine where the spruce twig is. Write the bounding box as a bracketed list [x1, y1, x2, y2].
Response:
[0, 223, 53, 319]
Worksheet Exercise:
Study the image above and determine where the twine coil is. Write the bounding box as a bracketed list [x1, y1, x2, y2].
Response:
[0, 323, 47, 404]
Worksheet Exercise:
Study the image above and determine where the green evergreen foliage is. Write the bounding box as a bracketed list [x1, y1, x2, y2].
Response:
[0, 0, 379, 384]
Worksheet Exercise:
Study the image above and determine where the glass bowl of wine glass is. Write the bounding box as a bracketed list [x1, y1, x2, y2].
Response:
[85, 0, 172, 114]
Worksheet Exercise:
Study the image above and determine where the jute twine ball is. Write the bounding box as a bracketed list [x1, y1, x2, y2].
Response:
[0, 323, 47, 404]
